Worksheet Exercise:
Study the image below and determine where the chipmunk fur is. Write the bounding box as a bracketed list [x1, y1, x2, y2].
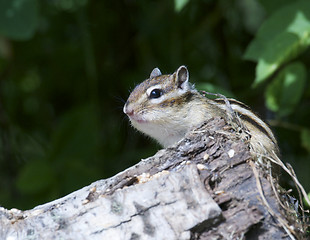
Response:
[123, 66, 279, 157]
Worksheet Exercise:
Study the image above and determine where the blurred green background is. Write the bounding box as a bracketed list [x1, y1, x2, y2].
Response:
[0, 0, 310, 210]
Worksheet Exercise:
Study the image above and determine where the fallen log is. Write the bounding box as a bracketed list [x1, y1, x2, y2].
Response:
[0, 117, 307, 239]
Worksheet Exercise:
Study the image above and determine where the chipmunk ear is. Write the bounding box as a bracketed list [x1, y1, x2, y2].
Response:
[176, 65, 190, 90]
[150, 67, 162, 78]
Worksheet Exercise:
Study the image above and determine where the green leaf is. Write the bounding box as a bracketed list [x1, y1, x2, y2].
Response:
[0, 0, 39, 40]
[254, 32, 301, 85]
[244, 0, 310, 85]
[174, 0, 189, 12]
[265, 62, 306, 116]
[301, 129, 310, 152]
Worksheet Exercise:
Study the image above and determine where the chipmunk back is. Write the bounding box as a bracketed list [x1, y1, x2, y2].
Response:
[123, 66, 279, 157]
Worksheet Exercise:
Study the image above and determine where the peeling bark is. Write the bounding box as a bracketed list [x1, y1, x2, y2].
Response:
[0, 117, 306, 239]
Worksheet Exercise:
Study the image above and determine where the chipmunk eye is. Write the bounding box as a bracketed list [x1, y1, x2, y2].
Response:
[149, 89, 163, 99]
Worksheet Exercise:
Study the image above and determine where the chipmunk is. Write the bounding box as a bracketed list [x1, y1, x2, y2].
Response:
[123, 66, 279, 157]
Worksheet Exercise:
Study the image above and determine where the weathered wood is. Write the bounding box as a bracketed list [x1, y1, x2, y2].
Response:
[0, 117, 305, 239]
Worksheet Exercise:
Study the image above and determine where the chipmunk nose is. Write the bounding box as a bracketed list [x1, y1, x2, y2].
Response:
[126, 109, 134, 116]
[123, 103, 134, 116]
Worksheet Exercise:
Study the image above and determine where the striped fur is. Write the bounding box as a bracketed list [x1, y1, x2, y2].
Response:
[124, 66, 279, 156]
[213, 98, 277, 145]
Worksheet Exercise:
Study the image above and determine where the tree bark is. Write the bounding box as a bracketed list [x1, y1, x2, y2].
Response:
[0, 117, 306, 239]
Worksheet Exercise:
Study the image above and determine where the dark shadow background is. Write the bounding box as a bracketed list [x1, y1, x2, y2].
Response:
[0, 0, 309, 210]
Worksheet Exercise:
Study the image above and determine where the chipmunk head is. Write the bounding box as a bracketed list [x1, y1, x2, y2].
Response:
[123, 66, 199, 146]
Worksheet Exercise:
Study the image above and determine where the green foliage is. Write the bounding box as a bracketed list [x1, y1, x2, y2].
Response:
[0, 0, 309, 210]
[174, 0, 190, 12]
[0, 0, 39, 40]
[49, 104, 100, 161]
[53, 0, 88, 11]
[245, 0, 310, 200]
[244, 0, 310, 85]
[197, 83, 235, 99]
[265, 62, 306, 117]
[17, 159, 55, 194]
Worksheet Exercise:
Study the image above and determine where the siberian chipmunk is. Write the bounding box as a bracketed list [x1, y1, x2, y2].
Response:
[123, 66, 279, 157]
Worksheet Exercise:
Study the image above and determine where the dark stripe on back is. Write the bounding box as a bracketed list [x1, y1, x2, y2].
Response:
[212, 98, 276, 143]
[214, 97, 276, 141]
[237, 112, 276, 144]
